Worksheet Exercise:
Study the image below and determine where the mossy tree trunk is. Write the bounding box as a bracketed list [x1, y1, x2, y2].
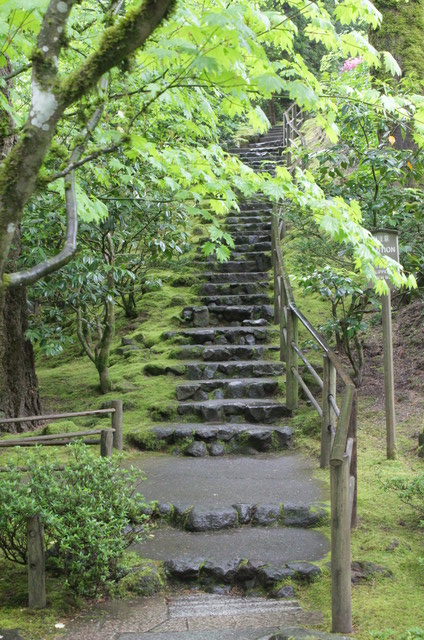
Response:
[370, 0, 424, 149]
[0, 61, 42, 432]
[370, 0, 424, 82]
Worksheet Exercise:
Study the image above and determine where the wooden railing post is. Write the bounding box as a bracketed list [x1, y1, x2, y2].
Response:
[348, 389, 358, 528]
[331, 455, 352, 633]
[321, 354, 336, 468]
[111, 399, 123, 451]
[100, 429, 113, 457]
[286, 309, 298, 411]
[27, 515, 46, 609]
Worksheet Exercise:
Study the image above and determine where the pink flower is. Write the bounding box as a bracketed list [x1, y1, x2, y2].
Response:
[341, 56, 363, 73]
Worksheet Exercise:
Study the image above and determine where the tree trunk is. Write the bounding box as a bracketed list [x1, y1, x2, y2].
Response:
[0, 61, 42, 433]
[370, 0, 424, 83]
[370, 0, 424, 150]
[0, 239, 42, 433]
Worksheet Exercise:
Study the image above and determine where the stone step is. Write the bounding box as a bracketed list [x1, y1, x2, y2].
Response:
[173, 344, 270, 361]
[225, 223, 272, 233]
[163, 326, 269, 345]
[226, 216, 269, 224]
[235, 208, 271, 216]
[117, 592, 329, 640]
[233, 242, 272, 253]
[202, 293, 271, 306]
[130, 423, 292, 453]
[201, 272, 270, 283]
[207, 304, 273, 324]
[184, 360, 283, 380]
[181, 304, 273, 326]
[177, 398, 290, 423]
[175, 378, 279, 401]
[195, 260, 260, 273]
[133, 528, 327, 590]
[199, 282, 269, 296]
[119, 627, 349, 640]
[233, 234, 270, 245]
[158, 503, 327, 532]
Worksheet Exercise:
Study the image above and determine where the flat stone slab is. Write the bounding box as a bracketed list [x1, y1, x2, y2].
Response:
[133, 527, 329, 565]
[133, 453, 327, 507]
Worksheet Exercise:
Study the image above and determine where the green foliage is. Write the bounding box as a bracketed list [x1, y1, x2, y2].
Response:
[382, 474, 424, 526]
[0, 443, 152, 595]
[295, 265, 376, 385]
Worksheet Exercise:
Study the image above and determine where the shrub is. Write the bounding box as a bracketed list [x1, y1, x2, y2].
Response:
[382, 473, 424, 526]
[0, 443, 152, 595]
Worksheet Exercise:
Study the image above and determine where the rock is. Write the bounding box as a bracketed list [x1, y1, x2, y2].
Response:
[0, 631, 26, 640]
[209, 443, 225, 456]
[272, 585, 295, 599]
[233, 503, 255, 524]
[242, 428, 274, 451]
[350, 561, 393, 585]
[245, 333, 256, 345]
[286, 562, 322, 582]
[157, 502, 173, 517]
[121, 337, 137, 346]
[176, 384, 201, 401]
[200, 559, 240, 583]
[204, 364, 218, 379]
[181, 307, 193, 321]
[185, 507, 238, 532]
[172, 504, 193, 521]
[258, 564, 295, 587]
[164, 557, 203, 580]
[252, 504, 280, 526]
[274, 426, 293, 447]
[193, 306, 210, 327]
[119, 562, 164, 597]
[206, 585, 231, 595]
[235, 560, 259, 584]
[282, 504, 326, 528]
[184, 441, 208, 457]
[213, 389, 225, 400]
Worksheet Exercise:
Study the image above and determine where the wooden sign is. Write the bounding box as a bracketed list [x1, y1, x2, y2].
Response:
[373, 229, 399, 287]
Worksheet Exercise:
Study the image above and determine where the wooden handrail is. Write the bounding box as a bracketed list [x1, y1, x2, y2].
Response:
[272, 100, 357, 635]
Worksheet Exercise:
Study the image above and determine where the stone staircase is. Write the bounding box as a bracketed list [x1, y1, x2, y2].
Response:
[127, 125, 330, 638]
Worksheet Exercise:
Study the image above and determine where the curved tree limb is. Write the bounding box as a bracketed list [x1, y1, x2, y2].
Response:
[8, 171, 78, 288]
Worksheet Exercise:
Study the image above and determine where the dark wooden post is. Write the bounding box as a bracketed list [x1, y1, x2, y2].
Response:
[27, 515, 46, 609]
[100, 429, 113, 457]
[111, 399, 123, 450]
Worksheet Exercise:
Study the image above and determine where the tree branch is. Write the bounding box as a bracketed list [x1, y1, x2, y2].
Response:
[7, 171, 78, 288]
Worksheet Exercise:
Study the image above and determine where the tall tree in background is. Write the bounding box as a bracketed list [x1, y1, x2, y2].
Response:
[370, 0, 424, 82]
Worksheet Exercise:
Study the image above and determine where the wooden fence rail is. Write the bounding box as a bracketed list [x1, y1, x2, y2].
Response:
[274, 103, 357, 634]
[0, 399, 123, 457]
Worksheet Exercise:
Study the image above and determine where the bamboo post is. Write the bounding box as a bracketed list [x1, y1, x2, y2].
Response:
[100, 429, 113, 457]
[27, 515, 46, 609]
[286, 309, 298, 410]
[111, 399, 123, 450]
[331, 455, 352, 633]
[382, 291, 396, 459]
[321, 354, 336, 468]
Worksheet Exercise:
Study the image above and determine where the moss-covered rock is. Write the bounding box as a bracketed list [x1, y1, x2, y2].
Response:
[113, 560, 165, 597]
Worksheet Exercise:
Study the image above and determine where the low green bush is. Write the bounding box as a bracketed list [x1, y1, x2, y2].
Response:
[382, 473, 424, 525]
[0, 443, 151, 596]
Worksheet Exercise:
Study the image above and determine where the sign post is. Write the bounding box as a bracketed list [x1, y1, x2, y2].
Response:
[373, 230, 399, 460]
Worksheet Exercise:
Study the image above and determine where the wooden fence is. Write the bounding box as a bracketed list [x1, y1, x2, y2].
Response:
[0, 400, 123, 608]
[274, 104, 357, 634]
